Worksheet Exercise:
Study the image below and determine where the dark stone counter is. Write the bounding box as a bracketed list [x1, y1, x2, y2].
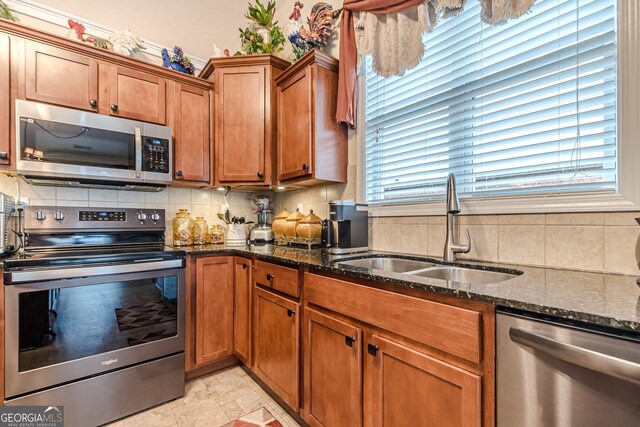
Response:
[181, 243, 640, 334]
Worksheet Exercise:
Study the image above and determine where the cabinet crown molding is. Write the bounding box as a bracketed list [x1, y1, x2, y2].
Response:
[200, 54, 291, 80]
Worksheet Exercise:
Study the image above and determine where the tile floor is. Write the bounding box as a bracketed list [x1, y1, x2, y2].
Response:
[105, 366, 301, 427]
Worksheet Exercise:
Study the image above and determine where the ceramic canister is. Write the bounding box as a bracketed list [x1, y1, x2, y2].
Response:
[272, 208, 291, 238]
[295, 209, 323, 240]
[284, 208, 305, 238]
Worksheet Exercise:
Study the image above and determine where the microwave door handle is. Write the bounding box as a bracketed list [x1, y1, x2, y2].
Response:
[134, 127, 142, 178]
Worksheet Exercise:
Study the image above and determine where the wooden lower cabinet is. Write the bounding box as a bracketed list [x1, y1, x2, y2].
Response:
[194, 257, 234, 366]
[233, 257, 252, 367]
[253, 286, 299, 410]
[302, 308, 362, 427]
[364, 333, 481, 427]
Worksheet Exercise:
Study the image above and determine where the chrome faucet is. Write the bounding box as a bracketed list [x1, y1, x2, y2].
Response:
[443, 173, 471, 262]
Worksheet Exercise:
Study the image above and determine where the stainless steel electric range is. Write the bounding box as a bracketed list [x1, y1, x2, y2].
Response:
[3, 206, 185, 427]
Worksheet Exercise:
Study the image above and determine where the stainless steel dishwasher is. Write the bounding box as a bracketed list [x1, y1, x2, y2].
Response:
[497, 309, 640, 427]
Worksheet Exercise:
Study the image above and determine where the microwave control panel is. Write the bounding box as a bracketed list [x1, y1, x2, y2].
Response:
[142, 137, 170, 173]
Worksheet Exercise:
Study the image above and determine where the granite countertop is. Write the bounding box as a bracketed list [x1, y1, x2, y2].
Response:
[186, 244, 640, 334]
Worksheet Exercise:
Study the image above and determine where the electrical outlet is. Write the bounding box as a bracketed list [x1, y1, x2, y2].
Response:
[297, 203, 304, 212]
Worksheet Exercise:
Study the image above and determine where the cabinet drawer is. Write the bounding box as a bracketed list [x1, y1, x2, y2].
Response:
[304, 273, 482, 364]
[254, 261, 299, 298]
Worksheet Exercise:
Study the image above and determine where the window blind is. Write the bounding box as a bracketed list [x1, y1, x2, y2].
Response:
[364, 0, 617, 205]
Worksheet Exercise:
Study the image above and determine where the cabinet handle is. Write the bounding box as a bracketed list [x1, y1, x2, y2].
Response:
[0, 152, 7, 160]
[302, 163, 309, 171]
[287, 309, 295, 317]
[367, 344, 379, 357]
[89, 99, 97, 107]
[257, 171, 264, 179]
[111, 104, 119, 111]
[266, 273, 274, 281]
[176, 170, 183, 177]
[242, 263, 249, 269]
[345, 336, 357, 347]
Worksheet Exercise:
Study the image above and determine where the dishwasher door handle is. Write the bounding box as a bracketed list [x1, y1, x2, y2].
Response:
[509, 327, 640, 385]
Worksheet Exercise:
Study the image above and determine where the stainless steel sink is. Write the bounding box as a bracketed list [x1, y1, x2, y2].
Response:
[335, 257, 437, 273]
[409, 266, 516, 284]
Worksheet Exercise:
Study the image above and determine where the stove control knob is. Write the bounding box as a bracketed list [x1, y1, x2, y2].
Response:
[35, 210, 46, 221]
[53, 211, 65, 221]
[150, 212, 161, 222]
[136, 212, 148, 222]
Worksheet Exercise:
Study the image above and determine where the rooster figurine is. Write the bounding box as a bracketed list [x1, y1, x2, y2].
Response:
[287, 2, 341, 61]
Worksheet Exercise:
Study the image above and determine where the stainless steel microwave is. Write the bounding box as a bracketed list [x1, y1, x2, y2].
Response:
[15, 100, 172, 188]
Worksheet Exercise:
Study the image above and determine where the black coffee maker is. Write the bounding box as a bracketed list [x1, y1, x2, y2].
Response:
[322, 200, 368, 254]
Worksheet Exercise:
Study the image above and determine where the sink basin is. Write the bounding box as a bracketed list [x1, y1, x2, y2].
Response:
[335, 257, 437, 273]
[409, 266, 516, 284]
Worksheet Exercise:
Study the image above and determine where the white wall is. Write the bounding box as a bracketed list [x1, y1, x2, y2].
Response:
[8, 0, 251, 63]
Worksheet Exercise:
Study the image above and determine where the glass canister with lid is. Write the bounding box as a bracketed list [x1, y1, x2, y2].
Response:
[192, 216, 209, 245]
[209, 225, 225, 244]
[172, 209, 193, 246]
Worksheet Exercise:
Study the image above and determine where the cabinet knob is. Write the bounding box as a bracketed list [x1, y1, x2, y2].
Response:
[110, 104, 119, 111]
[176, 170, 183, 177]
[257, 171, 264, 179]
[367, 344, 379, 357]
[89, 99, 97, 107]
[302, 163, 309, 171]
[0, 152, 7, 160]
[345, 336, 357, 347]
[287, 309, 295, 317]
[266, 273, 274, 281]
[242, 263, 249, 269]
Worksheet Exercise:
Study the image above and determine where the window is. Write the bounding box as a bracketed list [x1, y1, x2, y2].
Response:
[363, 0, 619, 209]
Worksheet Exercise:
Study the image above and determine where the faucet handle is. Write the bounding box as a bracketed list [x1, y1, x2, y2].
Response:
[461, 228, 472, 253]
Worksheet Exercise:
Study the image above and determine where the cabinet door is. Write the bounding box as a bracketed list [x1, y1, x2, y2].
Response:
[0, 33, 10, 165]
[173, 83, 211, 184]
[109, 65, 166, 124]
[233, 257, 252, 367]
[277, 64, 313, 181]
[302, 308, 362, 427]
[215, 66, 265, 182]
[364, 334, 481, 427]
[253, 287, 299, 410]
[195, 257, 234, 366]
[24, 41, 98, 111]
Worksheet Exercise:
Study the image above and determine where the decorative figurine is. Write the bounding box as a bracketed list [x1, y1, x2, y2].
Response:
[287, 2, 342, 61]
[67, 19, 111, 50]
[161, 46, 195, 75]
[109, 29, 145, 57]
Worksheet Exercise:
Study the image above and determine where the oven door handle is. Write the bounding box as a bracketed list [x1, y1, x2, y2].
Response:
[135, 127, 142, 178]
[509, 327, 640, 385]
[7, 259, 184, 284]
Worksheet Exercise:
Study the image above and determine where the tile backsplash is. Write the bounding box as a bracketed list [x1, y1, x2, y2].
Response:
[274, 173, 640, 276]
[0, 174, 254, 245]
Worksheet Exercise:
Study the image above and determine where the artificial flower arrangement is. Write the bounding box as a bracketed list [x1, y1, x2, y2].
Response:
[238, 0, 285, 55]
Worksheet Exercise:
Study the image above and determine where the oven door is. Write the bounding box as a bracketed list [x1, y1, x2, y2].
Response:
[4, 264, 185, 399]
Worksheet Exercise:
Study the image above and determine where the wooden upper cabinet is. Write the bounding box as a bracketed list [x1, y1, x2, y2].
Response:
[171, 82, 211, 185]
[233, 257, 252, 367]
[253, 286, 299, 411]
[108, 65, 166, 124]
[276, 50, 347, 186]
[194, 257, 234, 367]
[277, 64, 312, 180]
[302, 308, 362, 427]
[364, 333, 481, 427]
[24, 40, 98, 111]
[0, 33, 10, 165]
[201, 55, 289, 185]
